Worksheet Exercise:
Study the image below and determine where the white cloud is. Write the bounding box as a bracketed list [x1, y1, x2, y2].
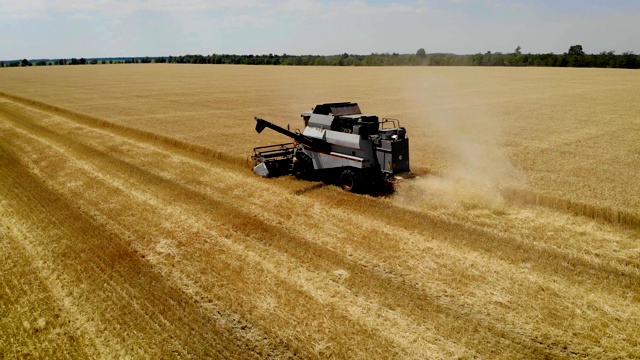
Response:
[0, 0, 429, 19]
[0, 0, 270, 19]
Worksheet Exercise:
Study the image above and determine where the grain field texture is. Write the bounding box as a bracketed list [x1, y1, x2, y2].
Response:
[1, 65, 639, 359]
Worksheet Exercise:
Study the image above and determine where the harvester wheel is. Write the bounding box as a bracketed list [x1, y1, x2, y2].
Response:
[293, 153, 314, 180]
[340, 169, 362, 193]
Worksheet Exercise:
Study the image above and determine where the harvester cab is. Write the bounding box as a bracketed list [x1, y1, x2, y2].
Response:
[251, 102, 410, 193]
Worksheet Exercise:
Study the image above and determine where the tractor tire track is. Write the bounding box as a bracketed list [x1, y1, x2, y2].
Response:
[0, 211, 91, 359]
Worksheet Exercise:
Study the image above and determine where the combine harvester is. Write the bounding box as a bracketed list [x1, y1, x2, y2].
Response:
[251, 102, 410, 193]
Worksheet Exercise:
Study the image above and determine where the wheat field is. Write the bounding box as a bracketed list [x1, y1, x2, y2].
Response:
[1, 65, 639, 359]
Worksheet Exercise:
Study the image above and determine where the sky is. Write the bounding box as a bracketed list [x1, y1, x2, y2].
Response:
[1, 0, 639, 60]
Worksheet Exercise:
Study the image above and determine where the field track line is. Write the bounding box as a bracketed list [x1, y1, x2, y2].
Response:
[503, 187, 640, 227]
[0, 201, 119, 359]
[0, 206, 94, 358]
[0, 91, 249, 168]
[0, 114, 292, 358]
[411, 167, 640, 228]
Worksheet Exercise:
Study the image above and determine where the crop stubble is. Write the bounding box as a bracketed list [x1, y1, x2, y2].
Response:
[0, 65, 639, 358]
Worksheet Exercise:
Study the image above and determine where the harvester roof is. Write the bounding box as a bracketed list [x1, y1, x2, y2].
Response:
[312, 102, 361, 116]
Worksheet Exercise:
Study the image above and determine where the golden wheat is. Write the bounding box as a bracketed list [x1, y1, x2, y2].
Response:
[1, 65, 639, 359]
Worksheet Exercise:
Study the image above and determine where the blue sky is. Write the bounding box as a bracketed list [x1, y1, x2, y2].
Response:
[1, 0, 638, 60]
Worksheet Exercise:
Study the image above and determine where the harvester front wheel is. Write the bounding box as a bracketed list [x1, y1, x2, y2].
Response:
[340, 169, 362, 193]
[293, 153, 314, 180]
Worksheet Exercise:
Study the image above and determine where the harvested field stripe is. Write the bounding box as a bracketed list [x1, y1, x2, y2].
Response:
[320, 191, 640, 297]
[504, 187, 640, 227]
[413, 168, 640, 228]
[0, 130, 283, 359]
[0, 212, 92, 359]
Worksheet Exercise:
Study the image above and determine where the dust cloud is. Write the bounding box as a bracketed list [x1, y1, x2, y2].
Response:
[395, 78, 526, 210]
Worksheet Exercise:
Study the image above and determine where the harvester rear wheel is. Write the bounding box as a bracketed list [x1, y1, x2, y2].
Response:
[340, 169, 362, 193]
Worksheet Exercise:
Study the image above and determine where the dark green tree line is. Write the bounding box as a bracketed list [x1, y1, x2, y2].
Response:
[3, 45, 639, 69]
